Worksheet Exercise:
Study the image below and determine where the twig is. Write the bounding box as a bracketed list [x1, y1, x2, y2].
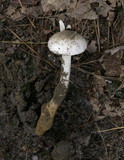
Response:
[73, 66, 123, 81]
[7, 28, 55, 69]
[18, 0, 36, 28]
[8, 28, 38, 55]
[104, 45, 124, 55]
[107, 21, 110, 47]
[96, 126, 124, 133]
[18, 0, 23, 8]
[94, 19, 101, 52]
[95, 123, 109, 158]
[27, 17, 36, 28]
[0, 41, 47, 45]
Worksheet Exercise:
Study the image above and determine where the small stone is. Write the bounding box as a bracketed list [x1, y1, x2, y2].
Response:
[51, 140, 70, 160]
[35, 80, 44, 93]
[32, 155, 38, 160]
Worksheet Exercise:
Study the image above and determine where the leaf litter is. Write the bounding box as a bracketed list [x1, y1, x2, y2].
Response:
[5, 0, 118, 21]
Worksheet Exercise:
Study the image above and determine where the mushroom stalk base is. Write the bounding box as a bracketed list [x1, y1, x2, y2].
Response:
[35, 55, 71, 136]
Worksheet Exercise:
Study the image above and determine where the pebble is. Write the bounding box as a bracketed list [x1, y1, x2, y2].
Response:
[32, 155, 38, 160]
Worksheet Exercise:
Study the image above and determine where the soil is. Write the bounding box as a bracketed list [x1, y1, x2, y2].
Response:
[0, 1, 124, 160]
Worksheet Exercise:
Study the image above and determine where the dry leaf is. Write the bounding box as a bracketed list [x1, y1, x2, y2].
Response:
[66, 0, 113, 20]
[120, 65, 124, 78]
[101, 54, 121, 77]
[6, 5, 16, 16]
[107, 10, 116, 22]
[41, 0, 70, 12]
[116, 81, 124, 91]
[105, 46, 124, 55]
[103, 102, 117, 117]
[93, 76, 106, 95]
[119, 99, 124, 109]
[10, 0, 38, 6]
[41, 0, 114, 20]
[6, 6, 25, 21]
[91, 97, 124, 118]
[90, 97, 100, 112]
[66, 1, 98, 20]
[103, 100, 124, 117]
[21, 6, 43, 17]
[6, 5, 43, 21]
[87, 40, 97, 53]
[69, 0, 78, 9]
[95, 0, 112, 17]
[108, 0, 118, 7]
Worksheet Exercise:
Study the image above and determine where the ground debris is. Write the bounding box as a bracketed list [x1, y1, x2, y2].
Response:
[103, 99, 124, 117]
[4, 0, 121, 21]
[5, 5, 43, 21]
[91, 94, 124, 118]
[51, 140, 72, 160]
[101, 54, 122, 77]
[41, 0, 70, 12]
[105, 45, 124, 55]
[6, 5, 25, 21]
[40, 0, 120, 20]
[66, 1, 98, 20]
[87, 40, 97, 53]
[90, 43, 124, 119]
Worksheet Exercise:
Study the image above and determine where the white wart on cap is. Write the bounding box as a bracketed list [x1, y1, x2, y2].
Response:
[48, 30, 87, 56]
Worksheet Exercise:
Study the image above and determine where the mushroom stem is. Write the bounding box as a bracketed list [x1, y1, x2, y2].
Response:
[49, 22, 71, 106]
[35, 55, 71, 136]
[61, 55, 71, 87]
[52, 55, 71, 105]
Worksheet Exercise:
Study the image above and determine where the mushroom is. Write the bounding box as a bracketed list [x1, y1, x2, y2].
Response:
[35, 21, 87, 136]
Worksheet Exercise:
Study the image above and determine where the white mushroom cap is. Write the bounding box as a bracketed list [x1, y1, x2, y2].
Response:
[48, 30, 87, 56]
